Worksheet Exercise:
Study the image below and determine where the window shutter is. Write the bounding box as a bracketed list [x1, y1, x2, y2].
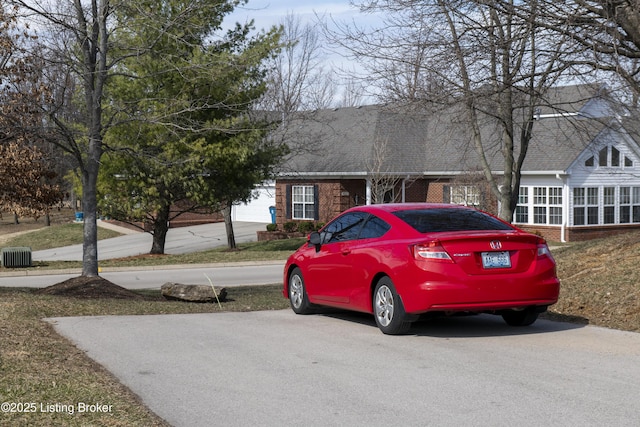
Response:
[285, 185, 292, 219]
[314, 185, 320, 220]
[443, 185, 451, 203]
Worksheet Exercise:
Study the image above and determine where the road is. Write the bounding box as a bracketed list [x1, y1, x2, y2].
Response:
[48, 310, 640, 427]
[0, 262, 285, 289]
[32, 221, 267, 262]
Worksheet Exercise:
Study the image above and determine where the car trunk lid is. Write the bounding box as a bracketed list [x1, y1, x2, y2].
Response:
[419, 230, 542, 275]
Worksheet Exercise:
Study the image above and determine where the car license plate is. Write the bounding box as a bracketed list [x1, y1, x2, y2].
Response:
[481, 251, 511, 269]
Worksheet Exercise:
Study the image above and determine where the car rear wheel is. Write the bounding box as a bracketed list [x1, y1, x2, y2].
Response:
[288, 267, 313, 314]
[502, 307, 539, 326]
[373, 277, 411, 335]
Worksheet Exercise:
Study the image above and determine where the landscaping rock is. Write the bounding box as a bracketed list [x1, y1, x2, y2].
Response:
[161, 283, 227, 303]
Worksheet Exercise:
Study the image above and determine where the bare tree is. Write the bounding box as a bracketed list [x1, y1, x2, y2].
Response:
[4, 0, 119, 276]
[538, 1, 640, 101]
[339, 77, 367, 107]
[448, 170, 497, 213]
[366, 135, 404, 204]
[328, 0, 580, 221]
[259, 13, 336, 116]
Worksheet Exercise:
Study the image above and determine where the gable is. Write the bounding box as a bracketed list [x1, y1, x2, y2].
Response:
[520, 116, 607, 172]
[567, 121, 640, 184]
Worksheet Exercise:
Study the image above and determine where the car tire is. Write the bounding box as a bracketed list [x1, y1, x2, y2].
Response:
[502, 307, 539, 326]
[373, 277, 412, 335]
[288, 267, 313, 315]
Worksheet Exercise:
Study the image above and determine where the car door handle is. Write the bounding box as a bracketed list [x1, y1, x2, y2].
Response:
[342, 250, 351, 256]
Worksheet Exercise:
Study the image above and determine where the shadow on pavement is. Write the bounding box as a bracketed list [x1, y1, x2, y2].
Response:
[316, 309, 587, 338]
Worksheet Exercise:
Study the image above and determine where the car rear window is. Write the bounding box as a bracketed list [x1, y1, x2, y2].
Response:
[393, 208, 513, 233]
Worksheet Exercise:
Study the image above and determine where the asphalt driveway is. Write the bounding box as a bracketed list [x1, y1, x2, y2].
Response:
[48, 310, 640, 427]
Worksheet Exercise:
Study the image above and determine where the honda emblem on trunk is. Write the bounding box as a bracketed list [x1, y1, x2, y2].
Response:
[490, 240, 502, 250]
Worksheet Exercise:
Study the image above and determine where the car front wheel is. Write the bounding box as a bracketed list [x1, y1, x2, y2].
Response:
[288, 267, 313, 314]
[502, 307, 539, 326]
[373, 277, 412, 335]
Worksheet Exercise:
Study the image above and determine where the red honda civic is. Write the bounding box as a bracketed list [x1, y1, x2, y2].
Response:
[283, 203, 560, 334]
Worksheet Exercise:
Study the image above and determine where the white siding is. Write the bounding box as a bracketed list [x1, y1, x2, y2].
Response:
[566, 128, 640, 226]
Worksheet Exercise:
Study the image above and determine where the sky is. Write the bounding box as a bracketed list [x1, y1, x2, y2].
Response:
[226, 0, 382, 105]
[228, 0, 360, 31]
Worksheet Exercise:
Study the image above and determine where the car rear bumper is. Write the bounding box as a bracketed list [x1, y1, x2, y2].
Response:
[399, 276, 560, 314]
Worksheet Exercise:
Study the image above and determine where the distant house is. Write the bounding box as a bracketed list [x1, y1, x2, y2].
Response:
[270, 83, 640, 242]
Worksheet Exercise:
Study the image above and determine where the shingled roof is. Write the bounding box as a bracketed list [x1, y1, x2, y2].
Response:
[278, 84, 625, 176]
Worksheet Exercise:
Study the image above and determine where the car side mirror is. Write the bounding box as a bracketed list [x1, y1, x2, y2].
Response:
[309, 231, 322, 252]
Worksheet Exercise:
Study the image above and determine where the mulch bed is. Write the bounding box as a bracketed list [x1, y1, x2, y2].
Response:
[34, 276, 153, 300]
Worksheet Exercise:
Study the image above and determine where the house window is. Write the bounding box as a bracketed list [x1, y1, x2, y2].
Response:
[292, 185, 315, 220]
[533, 187, 547, 224]
[585, 156, 594, 167]
[603, 187, 615, 224]
[573, 186, 640, 226]
[611, 147, 620, 167]
[450, 185, 480, 206]
[549, 187, 563, 225]
[573, 188, 585, 225]
[634, 187, 640, 222]
[591, 145, 633, 169]
[587, 187, 599, 224]
[620, 187, 631, 223]
[515, 186, 562, 225]
[599, 147, 608, 167]
[515, 187, 528, 223]
[573, 187, 599, 225]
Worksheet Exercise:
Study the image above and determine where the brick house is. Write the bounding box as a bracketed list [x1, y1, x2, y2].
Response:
[271, 84, 640, 242]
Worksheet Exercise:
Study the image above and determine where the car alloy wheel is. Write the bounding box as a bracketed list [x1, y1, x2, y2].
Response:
[373, 277, 411, 335]
[375, 284, 395, 327]
[288, 267, 313, 314]
[290, 275, 303, 309]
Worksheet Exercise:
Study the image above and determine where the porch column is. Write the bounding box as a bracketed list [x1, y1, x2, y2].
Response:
[366, 178, 372, 205]
[401, 178, 406, 202]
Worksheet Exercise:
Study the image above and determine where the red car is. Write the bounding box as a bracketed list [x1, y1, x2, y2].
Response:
[283, 203, 560, 334]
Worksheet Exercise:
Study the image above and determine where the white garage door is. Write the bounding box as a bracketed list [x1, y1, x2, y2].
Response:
[232, 183, 276, 223]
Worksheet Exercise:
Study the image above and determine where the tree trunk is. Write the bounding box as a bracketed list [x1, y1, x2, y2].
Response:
[499, 191, 515, 224]
[150, 204, 171, 254]
[81, 162, 100, 277]
[222, 202, 236, 250]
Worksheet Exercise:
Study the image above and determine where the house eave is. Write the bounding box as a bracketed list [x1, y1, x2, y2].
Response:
[278, 171, 426, 179]
[520, 170, 568, 176]
[278, 172, 369, 180]
[278, 170, 570, 178]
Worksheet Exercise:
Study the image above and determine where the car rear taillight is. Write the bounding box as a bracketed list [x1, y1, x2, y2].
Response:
[536, 239, 555, 261]
[412, 241, 453, 262]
